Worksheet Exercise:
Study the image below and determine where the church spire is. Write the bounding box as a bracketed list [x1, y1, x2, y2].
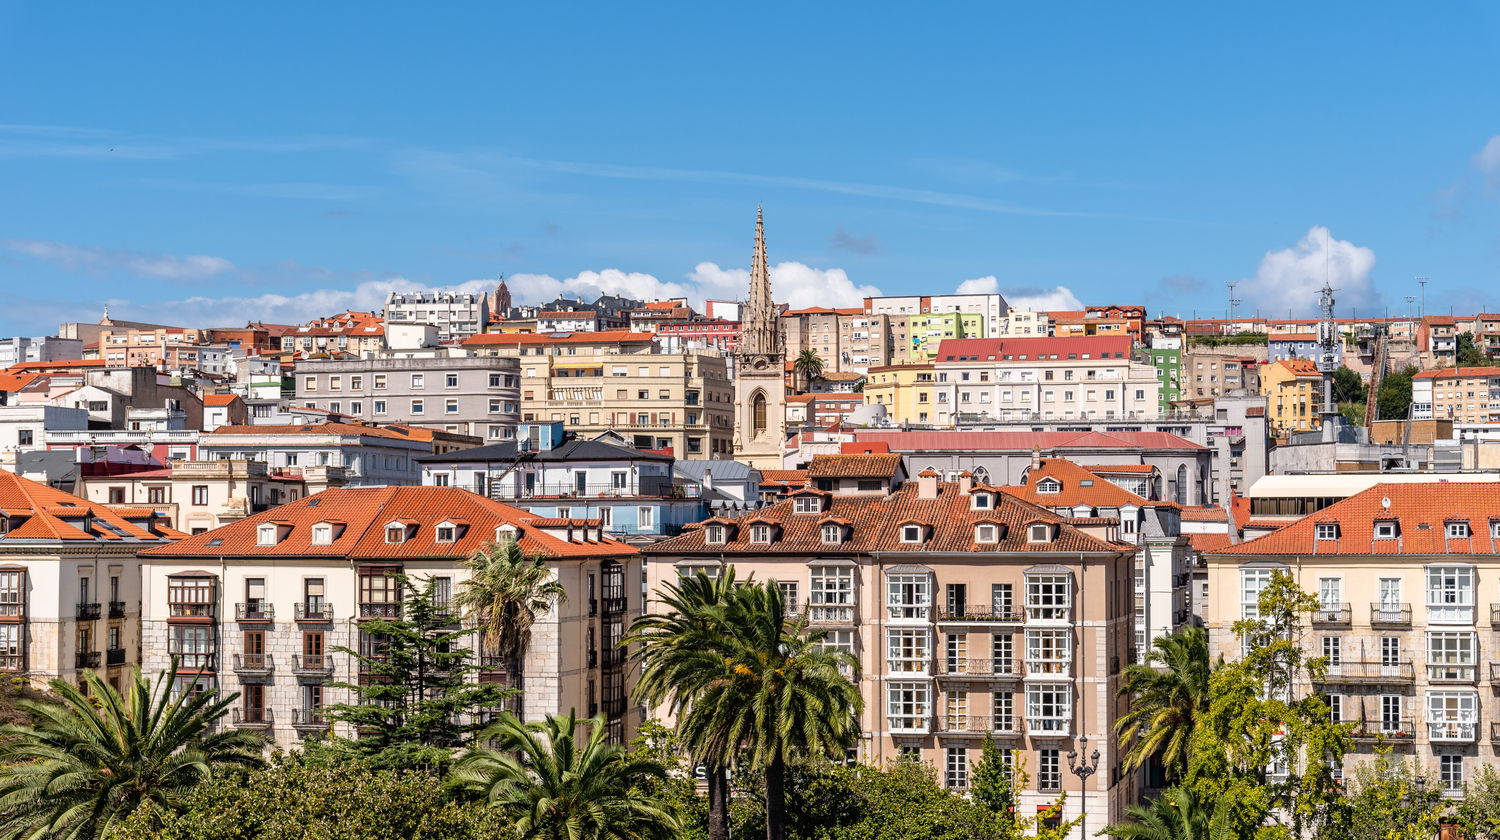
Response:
[743, 205, 779, 355]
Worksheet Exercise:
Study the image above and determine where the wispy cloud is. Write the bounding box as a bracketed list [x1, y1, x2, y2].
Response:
[829, 226, 880, 255]
[0, 124, 367, 161]
[2, 238, 234, 281]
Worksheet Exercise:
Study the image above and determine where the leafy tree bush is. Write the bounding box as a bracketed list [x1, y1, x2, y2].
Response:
[1457, 332, 1489, 367]
[1376, 367, 1416, 421]
[1331, 366, 1365, 405]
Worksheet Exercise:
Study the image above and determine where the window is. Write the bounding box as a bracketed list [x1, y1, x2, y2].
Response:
[1380, 694, 1404, 731]
[16, 430, 31, 446]
[1326, 692, 1343, 723]
[1027, 684, 1071, 735]
[749, 524, 772, 544]
[1028, 524, 1051, 543]
[1315, 523, 1339, 540]
[256, 524, 277, 546]
[886, 682, 929, 731]
[821, 524, 843, 544]
[1441, 755, 1464, 795]
[359, 572, 401, 611]
[1427, 631, 1477, 681]
[1037, 478, 1061, 494]
[887, 629, 930, 673]
[435, 524, 456, 543]
[411, 374, 424, 388]
[975, 524, 998, 544]
[411, 399, 424, 415]
[1026, 629, 1071, 675]
[373, 374, 386, 389]
[168, 625, 213, 669]
[887, 574, 930, 620]
[167, 577, 213, 618]
[0, 624, 20, 670]
[191, 485, 208, 506]
[1318, 578, 1342, 611]
[445, 374, 458, 388]
[946, 748, 969, 790]
[900, 524, 923, 543]
[1426, 690, 1478, 740]
[992, 583, 1013, 619]
[1241, 568, 1275, 621]
[328, 376, 341, 391]
[1025, 574, 1071, 620]
[446, 399, 458, 414]
[1426, 566, 1475, 623]
[304, 376, 316, 391]
[1447, 521, 1471, 539]
[1378, 578, 1402, 611]
[1374, 520, 1399, 539]
[970, 492, 992, 510]
[810, 567, 855, 622]
[0, 571, 21, 618]
[1038, 749, 1062, 792]
[385, 525, 406, 544]
[704, 524, 727, 545]
[1322, 636, 1342, 667]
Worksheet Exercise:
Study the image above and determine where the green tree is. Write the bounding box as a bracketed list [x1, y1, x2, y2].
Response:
[454, 711, 679, 840]
[0, 665, 264, 840]
[626, 569, 745, 840]
[1458, 761, 1500, 839]
[1324, 748, 1445, 840]
[321, 574, 514, 772]
[793, 350, 824, 391]
[455, 538, 566, 701]
[1457, 331, 1489, 367]
[969, 736, 1015, 819]
[1115, 627, 1214, 780]
[1377, 367, 1416, 421]
[1331, 366, 1366, 405]
[1102, 785, 1232, 840]
[624, 722, 710, 840]
[680, 579, 862, 840]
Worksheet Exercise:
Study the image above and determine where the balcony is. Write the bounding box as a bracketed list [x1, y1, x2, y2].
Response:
[1316, 660, 1415, 685]
[601, 596, 627, 615]
[105, 648, 126, 666]
[170, 653, 217, 672]
[1427, 718, 1479, 743]
[291, 708, 328, 734]
[807, 605, 856, 625]
[358, 603, 401, 620]
[168, 603, 215, 620]
[886, 604, 931, 622]
[108, 601, 127, 619]
[232, 653, 275, 681]
[294, 602, 334, 622]
[935, 606, 1023, 624]
[231, 707, 274, 730]
[234, 603, 274, 622]
[937, 715, 1024, 737]
[1024, 659, 1075, 679]
[1490, 722, 1500, 745]
[1351, 717, 1415, 742]
[936, 658, 1022, 680]
[1490, 603, 1500, 628]
[74, 651, 101, 669]
[1427, 663, 1478, 684]
[0, 602, 25, 621]
[1370, 603, 1411, 628]
[76, 602, 101, 622]
[1026, 717, 1073, 738]
[1311, 603, 1351, 626]
[478, 656, 509, 685]
[887, 715, 932, 736]
[292, 654, 334, 681]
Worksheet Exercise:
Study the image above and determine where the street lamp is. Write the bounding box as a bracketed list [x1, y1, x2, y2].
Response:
[1068, 737, 1101, 840]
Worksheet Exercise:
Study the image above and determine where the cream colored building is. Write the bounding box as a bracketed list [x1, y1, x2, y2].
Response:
[1260, 358, 1324, 438]
[139, 486, 643, 748]
[80, 459, 345, 534]
[1412, 367, 1500, 424]
[645, 462, 1139, 839]
[1205, 481, 1500, 798]
[462, 329, 733, 459]
[863, 363, 936, 424]
[781, 307, 893, 374]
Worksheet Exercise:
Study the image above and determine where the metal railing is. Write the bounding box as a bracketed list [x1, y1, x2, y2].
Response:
[74, 651, 100, 669]
[1351, 717, 1414, 741]
[935, 606, 1023, 622]
[1024, 659, 1074, 678]
[76, 603, 101, 621]
[1311, 603, 1351, 625]
[1369, 603, 1411, 626]
[1427, 719, 1479, 742]
[359, 603, 401, 619]
[292, 654, 334, 677]
[886, 715, 932, 735]
[1490, 604, 1500, 628]
[170, 653, 217, 671]
[295, 602, 334, 621]
[233, 653, 274, 674]
[1317, 661, 1415, 683]
[106, 648, 126, 666]
[235, 603, 274, 622]
[231, 707, 273, 728]
[292, 708, 327, 730]
[937, 658, 1021, 678]
[937, 715, 1023, 736]
[108, 601, 127, 619]
[1026, 717, 1073, 737]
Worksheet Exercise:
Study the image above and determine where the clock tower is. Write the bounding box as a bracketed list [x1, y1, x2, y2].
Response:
[732, 206, 786, 469]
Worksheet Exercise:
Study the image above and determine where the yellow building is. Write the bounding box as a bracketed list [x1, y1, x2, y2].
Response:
[1260, 358, 1323, 437]
[863, 363, 935, 423]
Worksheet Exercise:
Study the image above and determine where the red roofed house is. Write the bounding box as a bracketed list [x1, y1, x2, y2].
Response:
[141, 485, 641, 748]
[202, 393, 248, 431]
[1411, 367, 1500, 424]
[645, 457, 1140, 821]
[1260, 358, 1325, 438]
[1205, 481, 1500, 792]
[0, 469, 184, 692]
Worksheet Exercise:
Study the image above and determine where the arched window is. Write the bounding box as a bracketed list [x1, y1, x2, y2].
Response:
[753, 392, 767, 434]
[1175, 465, 1187, 505]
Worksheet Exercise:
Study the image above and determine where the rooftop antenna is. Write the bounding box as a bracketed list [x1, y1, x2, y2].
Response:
[1225, 280, 1240, 327]
[1416, 277, 1428, 320]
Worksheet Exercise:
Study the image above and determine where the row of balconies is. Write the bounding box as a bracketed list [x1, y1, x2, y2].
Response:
[890, 714, 1071, 738]
[168, 602, 335, 622]
[72, 602, 128, 621]
[933, 657, 1072, 679]
[228, 653, 337, 682]
[1312, 602, 1500, 628]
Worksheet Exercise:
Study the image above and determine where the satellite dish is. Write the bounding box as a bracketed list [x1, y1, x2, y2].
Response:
[1382, 497, 1391, 509]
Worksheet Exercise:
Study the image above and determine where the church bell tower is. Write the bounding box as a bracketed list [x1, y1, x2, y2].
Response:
[732, 206, 787, 468]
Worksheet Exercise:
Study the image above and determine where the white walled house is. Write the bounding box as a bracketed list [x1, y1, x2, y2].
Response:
[199, 422, 432, 485]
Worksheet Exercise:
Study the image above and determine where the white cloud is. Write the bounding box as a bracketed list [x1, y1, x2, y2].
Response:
[1242, 225, 1378, 316]
[1476, 135, 1500, 190]
[109, 277, 498, 326]
[510, 261, 881, 312]
[3, 238, 234, 281]
[955, 276, 998, 295]
[955, 276, 1083, 312]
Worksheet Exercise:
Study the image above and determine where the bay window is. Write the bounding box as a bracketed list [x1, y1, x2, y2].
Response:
[1426, 690, 1478, 741]
[1025, 629, 1072, 676]
[887, 573, 931, 621]
[1426, 566, 1475, 624]
[1025, 573, 1071, 621]
[1426, 631, 1477, 681]
[1026, 683, 1072, 735]
[886, 629, 930, 674]
[886, 682, 930, 732]
[810, 566, 855, 623]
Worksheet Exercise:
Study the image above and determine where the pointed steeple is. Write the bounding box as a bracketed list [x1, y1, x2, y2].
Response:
[743, 205, 779, 355]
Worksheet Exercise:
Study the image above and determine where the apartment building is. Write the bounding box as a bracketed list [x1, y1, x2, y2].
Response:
[139, 486, 642, 748]
[292, 354, 521, 443]
[0, 470, 183, 693]
[280, 311, 386, 356]
[384, 292, 490, 343]
[652, 318, 742, 357]
[1261, 359, 1325, 437]
[1269, 333, 1342, 366]
[781, 307, 893, 374]
[461, 330, 734, 459]
[786, 394, 868, 428]
[1204, 482, 1500, 798]
[1420, 316, 1460, 370]
[1181, 346, 1266, 401]
[1142, 346, 1181, 412]
[863, 363, 936, 423]
[96, 326, 207, 370]
[79, 459, 342, 534]
[865, 293, 1009, 341]
[200, 422, 432, 485]
[1411, 367, 1500, 423]
[1003, 311, 1051, 337]
[927, 337, 1161, 425]
[644, 465, 1138, 835]
[0, 336, 83, 367]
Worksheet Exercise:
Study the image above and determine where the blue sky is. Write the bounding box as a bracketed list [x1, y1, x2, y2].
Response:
[2, 3, 1499, 334]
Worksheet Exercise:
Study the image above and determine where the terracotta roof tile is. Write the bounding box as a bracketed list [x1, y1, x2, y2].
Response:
[807, 454, 904, 480]
[1186, 532, 1233, 552]
[0, 471, 172, 544]
[1004, 459, 1153, 509]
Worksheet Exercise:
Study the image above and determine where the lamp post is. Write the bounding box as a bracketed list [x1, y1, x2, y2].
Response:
[1068, 737, 1101, 840]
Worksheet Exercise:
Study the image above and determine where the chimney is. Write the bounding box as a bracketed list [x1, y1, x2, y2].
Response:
[1030, 445, 1042, 471]
[703, 468, 714, 491]
[957, 470, 974, 494]
[917, 469, 940, 500]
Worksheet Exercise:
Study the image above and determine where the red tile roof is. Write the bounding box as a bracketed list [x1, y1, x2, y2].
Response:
[1186, 532, 1233, 552]
[935, 335, 1133, 362]
[1081, 464, 1156, 474]
[647, 480, 1131, 556]
[0, 471, 175, 544]
[1005, 459, 1152, 509]
[1271, 359, 1321, 377]
[1413, 367, 1500, 380]
[142, 486, 637, 560]
[461, 330, 654, 347]
[1178, 506, 1230, 523]
[806, 454, 904, 480]
[1209, 482, 1500, 556]
[203, 394, 242, 406]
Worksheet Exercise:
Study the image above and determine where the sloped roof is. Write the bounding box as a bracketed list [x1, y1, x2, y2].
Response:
[1005, 459, 1152, 509]
[0, 471, 175, 545]
[807, 454, 904, 480]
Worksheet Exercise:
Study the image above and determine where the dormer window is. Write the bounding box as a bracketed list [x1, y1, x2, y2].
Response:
[386, 525, 406, 544]
[1492, 521, 1500, 540]
[494, 524, 519, 543]
[1446, 522, 1471, 539]
[435, 522, 457, 543]
[705, 524, 727, 545]
[1315, 523, 1339, 541]
[1028, 524, 1051, 543]
[1037, 478, 1061, 494]
[311, 524, 332, 545]
[793, 496, 822, 514]
[821, 524, 843, 544]
[1374, 520, 1399, 540]
[975, 524, 999, 544]
[900, 524, 923, 544]
[971, 493, 993, 511]
[256, 524, 277, 546]
[750, 524, 773, 544]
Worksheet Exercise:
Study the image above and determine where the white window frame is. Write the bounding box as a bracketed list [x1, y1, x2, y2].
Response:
[256, 524, 277, 546]
[1025, 628, 1072, 676]
[1447, 521, 1471, 539]
[1318, 577, 1343, 612]
[886, 682, 930, 732]
[975, 524, 998, 544]
[793, 496, 820, 514]
[821, 524, 842, 544]
[749, 524, 772, 544]
[1026, 683, 1072, 735]
[1426, 566, 1475, 624]
[900, 524, 923, 544]
[1036, 478, 1061, 494]
[970, 493, 992, 511]
[887, 573, 931, 621]
[886, 628, 931, 674]
[1315, 523, 1338, 540]
[1025, 574, 1071, 621]
[1425, 690, 1479, 741]
[810, 566, 855, 622]
[1426, 631, 1477, 681]
[1374, 520, 1398, 539]
[704, 524, 727, 545]
[311, 524, 332, 546]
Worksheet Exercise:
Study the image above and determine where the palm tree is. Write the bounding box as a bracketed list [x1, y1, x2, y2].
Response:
[1102, 785, 1232, 840]
[626, 568, 744, 840]
[681, 581, 861, 840]
[1115, 627, 1213, 779]
[454, 711, 678, 840]
[793, 350, 824, 391]
[0, 664, 264, 840]
[457, 539, 566, 708]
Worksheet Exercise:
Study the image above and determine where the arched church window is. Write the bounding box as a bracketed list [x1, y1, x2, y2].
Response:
[753, 392, 767, 433]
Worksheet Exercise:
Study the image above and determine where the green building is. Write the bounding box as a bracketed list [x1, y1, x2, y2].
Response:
[1146, 347, 1181, 414]
[904, 312, 986, 360]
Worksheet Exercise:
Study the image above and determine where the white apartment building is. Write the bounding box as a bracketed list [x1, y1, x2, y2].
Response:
[865, 293, 1010, 338]
[929, 336, 1161, 424]
[383, 292, 491, 343]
